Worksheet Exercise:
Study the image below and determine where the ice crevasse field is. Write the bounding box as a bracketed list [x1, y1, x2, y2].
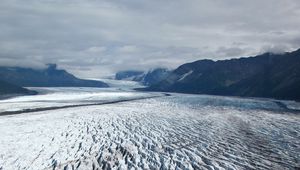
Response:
[0, 79, 299, 170]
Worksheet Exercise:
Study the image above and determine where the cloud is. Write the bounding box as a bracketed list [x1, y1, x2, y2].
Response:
[0, 0, 299, 77]
[117, 45, 139, 53]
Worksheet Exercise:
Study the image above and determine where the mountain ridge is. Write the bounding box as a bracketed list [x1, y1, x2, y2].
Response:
[0, 64, 109, 88]
[145, 49, 300, 101]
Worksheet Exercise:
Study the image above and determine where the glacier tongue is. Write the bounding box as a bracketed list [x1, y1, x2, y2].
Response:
[0, 90, 299, 170]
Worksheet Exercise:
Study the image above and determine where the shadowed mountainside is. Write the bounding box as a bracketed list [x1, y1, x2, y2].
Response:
[145, 49, 300, 101]
[115, 70, 144, 80]
[0, 64, 108, 88]
[115, 68, 171, 86]
[0, 80, 36, 96]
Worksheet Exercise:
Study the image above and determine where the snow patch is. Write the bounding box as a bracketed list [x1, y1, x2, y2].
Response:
[178, 70, 193, 81]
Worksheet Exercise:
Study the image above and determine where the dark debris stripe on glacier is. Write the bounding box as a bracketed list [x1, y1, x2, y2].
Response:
[0, 95, 299, 170]
[0, 94, 168, 116]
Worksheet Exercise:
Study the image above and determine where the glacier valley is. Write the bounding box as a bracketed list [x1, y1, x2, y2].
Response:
[0, 80, 299, 170]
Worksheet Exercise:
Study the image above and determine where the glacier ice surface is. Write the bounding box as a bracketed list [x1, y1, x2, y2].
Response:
[0, 83, 299, 169]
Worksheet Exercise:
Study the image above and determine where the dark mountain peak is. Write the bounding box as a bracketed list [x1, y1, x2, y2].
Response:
[43, 63, 73, 77]
[193, 59, 214, 64]
[174, 59, 215, 75]
[146, 68, 169, 74]
[183, 59, 215, 68]
[46, 63, 57, 70]
[294, 48, 300, 53]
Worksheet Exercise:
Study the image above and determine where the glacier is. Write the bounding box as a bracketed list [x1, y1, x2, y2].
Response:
[0, 81, 299, 170]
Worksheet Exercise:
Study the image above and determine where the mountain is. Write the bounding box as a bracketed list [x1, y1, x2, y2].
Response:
[0, 64, 108, 87]
[0, 80, 36, 96]
[139, 68, 171, 86]
[115, 68, 171, 86]
[115, 70, 144, 80]
[146, 49, 300, 101]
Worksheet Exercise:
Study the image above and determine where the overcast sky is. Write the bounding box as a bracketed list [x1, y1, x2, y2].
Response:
[0, 0, 300, 78]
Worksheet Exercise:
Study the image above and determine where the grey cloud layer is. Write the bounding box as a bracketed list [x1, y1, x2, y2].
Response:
[0, 0, 300, 77]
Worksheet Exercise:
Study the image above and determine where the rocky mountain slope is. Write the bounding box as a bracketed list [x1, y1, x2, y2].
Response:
[146, 49, 300, 101]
